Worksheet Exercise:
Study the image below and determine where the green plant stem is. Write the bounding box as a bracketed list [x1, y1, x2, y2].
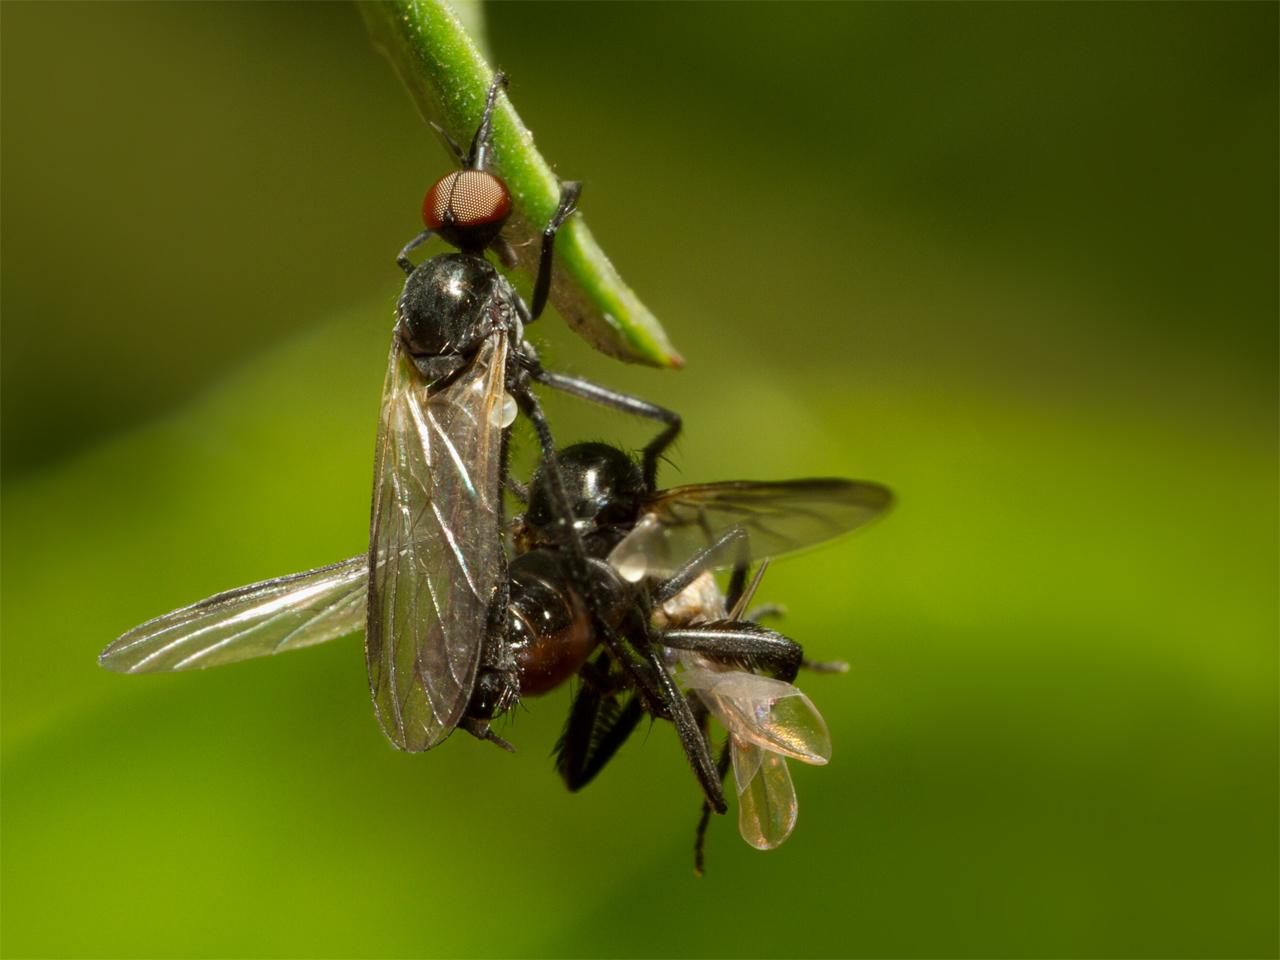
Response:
[361, 0, 683, 368]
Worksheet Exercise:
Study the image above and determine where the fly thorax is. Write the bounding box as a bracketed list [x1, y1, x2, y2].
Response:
[396, 253, 501, 358]
[524, 443, 646, 554]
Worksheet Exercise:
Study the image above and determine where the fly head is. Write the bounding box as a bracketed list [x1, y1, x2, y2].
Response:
[419, 74, 513, 253]
[422, 169, 512, 252]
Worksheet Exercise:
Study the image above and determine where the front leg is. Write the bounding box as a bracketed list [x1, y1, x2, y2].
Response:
[396, 229, 433, 274]
[521, 360, 682, 489]
[529, 181, 583, 322]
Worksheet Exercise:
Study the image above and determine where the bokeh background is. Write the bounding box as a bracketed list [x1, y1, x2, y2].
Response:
[2, 3, 1276, 957]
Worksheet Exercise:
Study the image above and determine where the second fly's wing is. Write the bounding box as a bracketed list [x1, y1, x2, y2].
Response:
[99, 557, 367, 674]
[609, 479, 894, 582]
[678, 663, 832, 765]
[679, 658, 832, 851]
[731, 738, 798, 851]
[366, 334, 510, 752]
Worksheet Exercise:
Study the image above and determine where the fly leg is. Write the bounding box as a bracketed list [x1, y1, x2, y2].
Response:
[650, 527, 751, 607]
[529, 181, 583, 322]
[512, 181, 680, 486]
[556, 599, 725, 809]
[747, 603, 788, 622]
[691, 737, 732, 880]
[635, 635, 727, 812]
[724, 565, 841, 673]
[657, 622, 804, 683]
[509, 380, 589, 569]
[724, 563, 750, 614]
[429, 120, 466, 165]
[396, 229, 434, 274]
[505, 476, 530, 503]
[459, 717, 516, 752]
[556, 652, 646, 791]
[466, 72, 508, 171]
[526, 366, 682, 490]
[498, 425, 529, 504]
[577, 593, 729, 813]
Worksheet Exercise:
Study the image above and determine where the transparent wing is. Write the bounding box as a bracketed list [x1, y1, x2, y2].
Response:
[609, 479, 893, 582]
[679, 664, 831, 765]
[731, 740, 798, 851]
[366, 334, 509, 752]
[99, 557, 366, 674]
[680, 659, 830, 851]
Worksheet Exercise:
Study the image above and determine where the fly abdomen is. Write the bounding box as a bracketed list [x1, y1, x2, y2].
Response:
[507, 551, 598, 696]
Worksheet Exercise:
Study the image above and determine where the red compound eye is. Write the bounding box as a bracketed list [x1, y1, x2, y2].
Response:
[422, 170, 512, 231]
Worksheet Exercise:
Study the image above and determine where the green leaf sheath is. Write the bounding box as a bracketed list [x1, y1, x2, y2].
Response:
[360, 0, 683, 368]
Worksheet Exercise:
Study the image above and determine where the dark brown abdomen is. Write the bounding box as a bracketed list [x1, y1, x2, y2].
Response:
[507, 552, 597, 696]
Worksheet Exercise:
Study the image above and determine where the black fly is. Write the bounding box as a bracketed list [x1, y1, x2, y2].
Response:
[100, 440, 892, 867]
[511, 442, 891, 865]
[98, 73, 893, 868]
[100, 73, 683, 757]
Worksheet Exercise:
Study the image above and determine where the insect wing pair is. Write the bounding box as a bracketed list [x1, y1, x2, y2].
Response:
[101, 456, 890, 754]
[366, 328, 511, 751]
[99, 332, 513, 752]
[677, 655, 832, 850]
[98, 298, 515, 753]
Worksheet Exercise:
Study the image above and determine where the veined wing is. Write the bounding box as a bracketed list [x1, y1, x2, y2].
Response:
[731, 741, 797, 851]
[366, 334, 509, 752]
[678, 655, 830, 851]
[99, 557, 366, 674]
[609, 479, 893, 582]
[678, 660, 831, 766]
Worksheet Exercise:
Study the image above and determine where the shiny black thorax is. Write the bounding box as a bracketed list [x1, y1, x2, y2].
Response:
[522, 442, 648, 556]
[396, 253, 522, 381]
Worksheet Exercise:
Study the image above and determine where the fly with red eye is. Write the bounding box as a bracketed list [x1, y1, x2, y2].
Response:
[96, 70, 895, 871]
[100, 72, 687, 759]
[364, 73, 694, 754]
[395, 75, 558, 325]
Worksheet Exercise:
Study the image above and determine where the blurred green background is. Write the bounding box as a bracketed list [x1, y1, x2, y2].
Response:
[2, 3, 1276, 957]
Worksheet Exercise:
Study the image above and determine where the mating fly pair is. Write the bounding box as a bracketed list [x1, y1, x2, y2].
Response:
[99, 73, 893, 866]
[102, 437, 891, 861]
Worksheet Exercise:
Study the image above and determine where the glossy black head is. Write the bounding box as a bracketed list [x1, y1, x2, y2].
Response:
[525, 443, 648, 555]
[396, 254, 503, 358]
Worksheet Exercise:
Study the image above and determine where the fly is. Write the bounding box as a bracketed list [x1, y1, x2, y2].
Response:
[101, 73, 684, 757]
[101, 440, 892, 867]
[515, 443, 888, 868]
